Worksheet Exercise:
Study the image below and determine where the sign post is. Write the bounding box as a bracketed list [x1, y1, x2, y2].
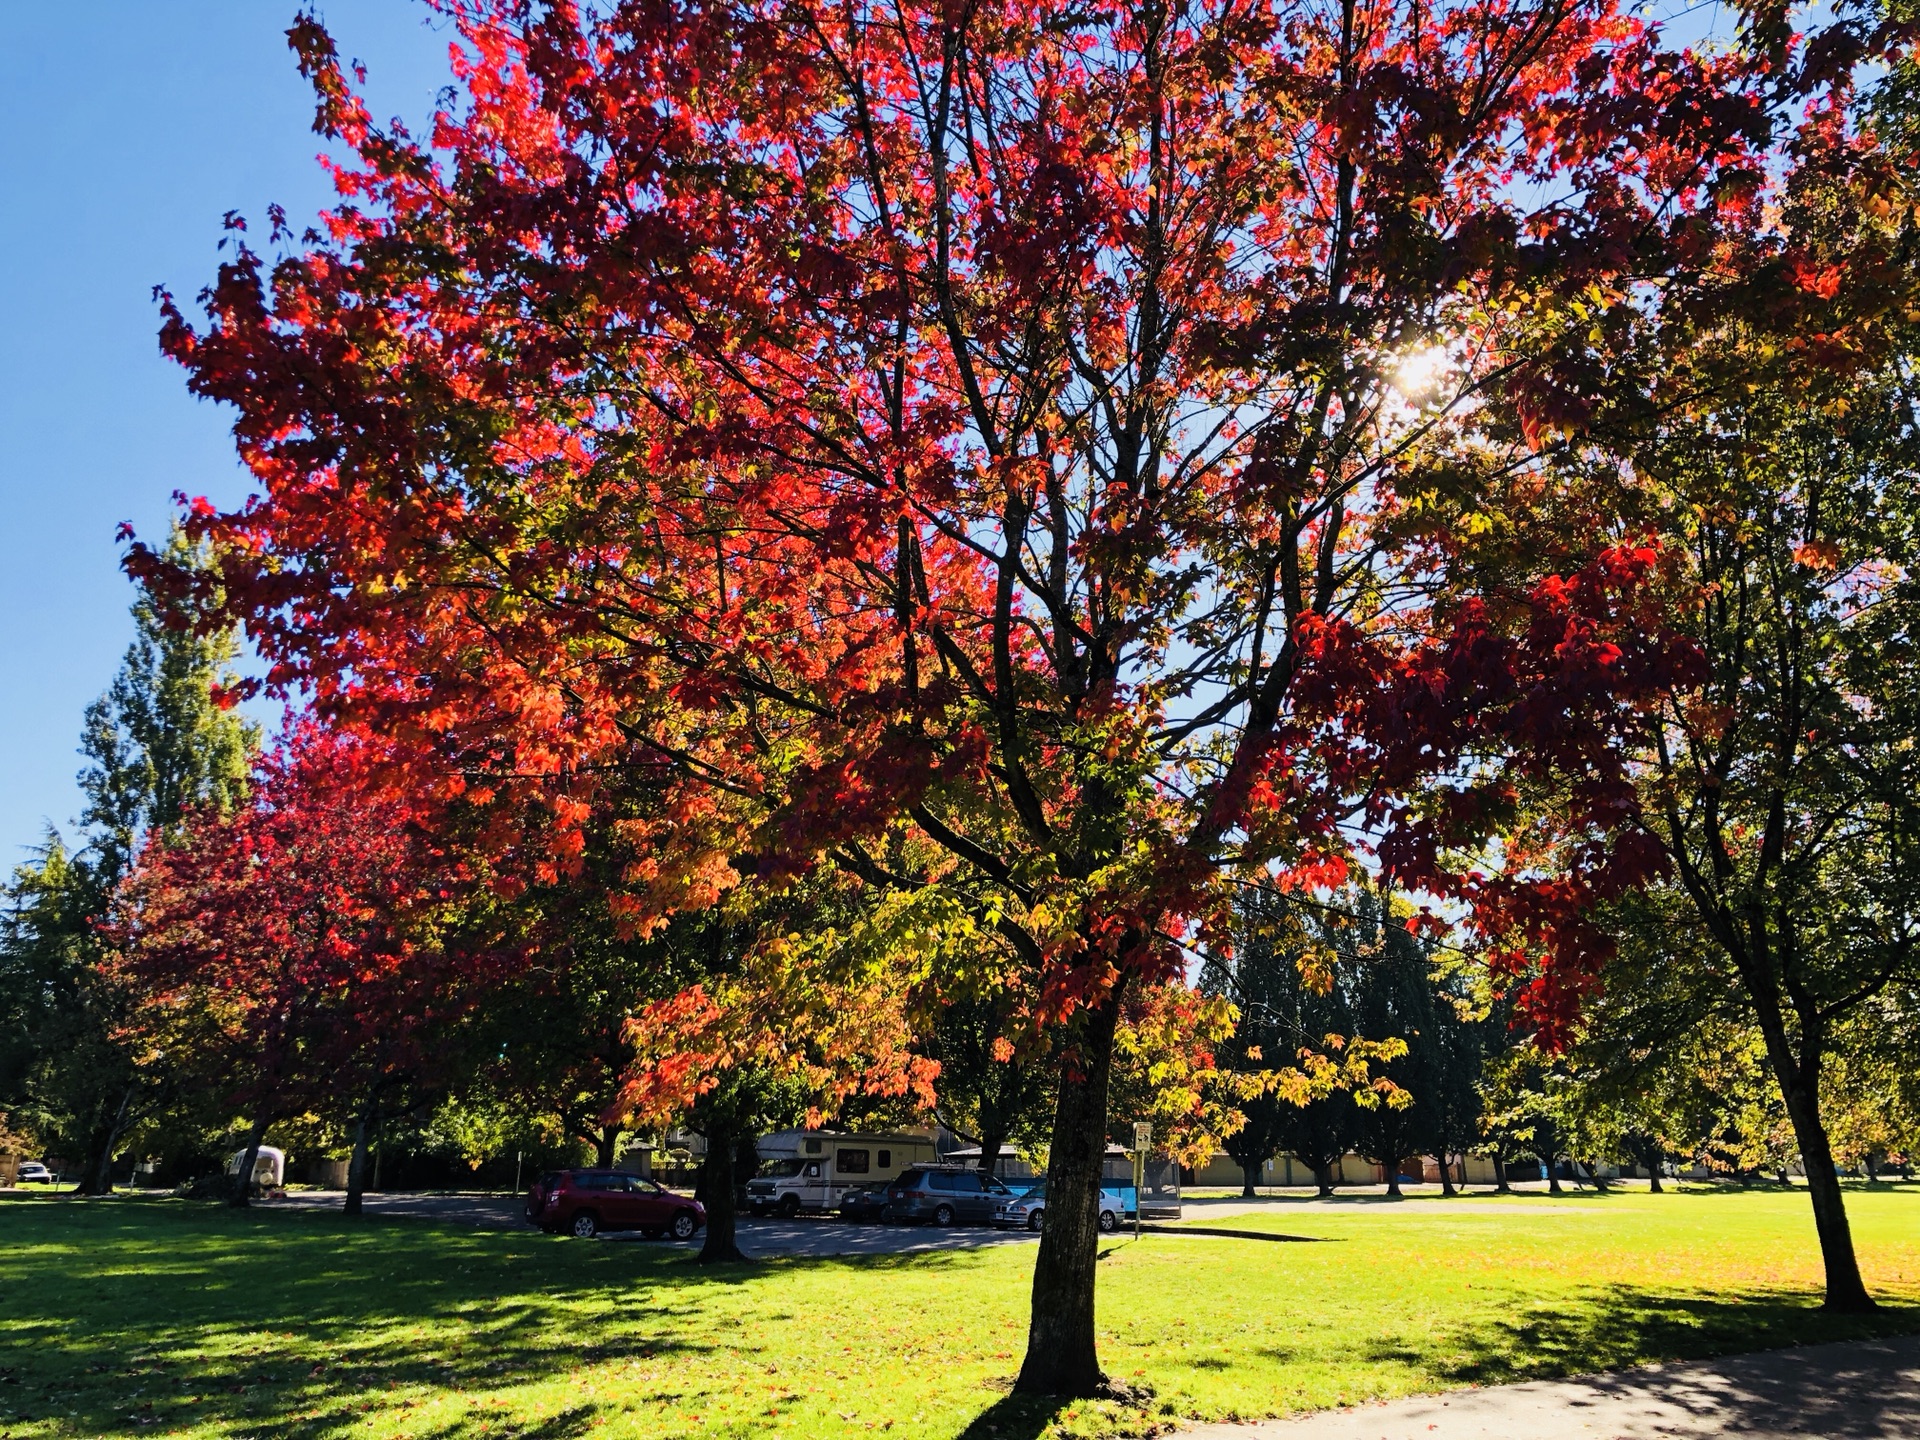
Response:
[1131, 1122, 1152, 1238]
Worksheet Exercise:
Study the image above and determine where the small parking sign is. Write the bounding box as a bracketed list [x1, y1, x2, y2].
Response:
[1132, 1122, 1152, 1152]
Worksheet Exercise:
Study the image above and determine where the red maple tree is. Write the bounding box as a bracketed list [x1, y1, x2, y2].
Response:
[112, 722, 461, 1211]
[139, 0, 1879, 1391]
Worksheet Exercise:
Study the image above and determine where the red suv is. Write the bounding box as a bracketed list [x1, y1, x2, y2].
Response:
[527, 1169, 706, 1240]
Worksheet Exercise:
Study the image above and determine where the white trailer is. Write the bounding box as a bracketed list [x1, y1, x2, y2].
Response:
[746, 1129, 938, 1216]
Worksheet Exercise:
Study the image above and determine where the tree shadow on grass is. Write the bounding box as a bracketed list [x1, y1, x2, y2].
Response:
[953, 1391, 1071, 1440]
[0, 1197, 1008, 1439]
[1365, 1282, 1920, 1389]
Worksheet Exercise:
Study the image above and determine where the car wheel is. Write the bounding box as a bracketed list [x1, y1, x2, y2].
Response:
[933, 1203, 956, 1226]
[1026, 1209, 1044, 1232]
[1099, 1209, 1119, 1233]
[778, 1195, 802, 1219]
[670, 1210, 698, 1241]
[570, 1211, 600, 1239]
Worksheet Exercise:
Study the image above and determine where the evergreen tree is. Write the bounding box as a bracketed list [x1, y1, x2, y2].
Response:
[1347, 894, 1442, 1198]
[1206, 886, 1410, 1197]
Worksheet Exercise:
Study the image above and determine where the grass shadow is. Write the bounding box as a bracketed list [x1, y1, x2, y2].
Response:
[0, 1197, 814, 1438]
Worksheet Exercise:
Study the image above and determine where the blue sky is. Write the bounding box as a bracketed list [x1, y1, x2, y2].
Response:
[0, 3, 455, 866]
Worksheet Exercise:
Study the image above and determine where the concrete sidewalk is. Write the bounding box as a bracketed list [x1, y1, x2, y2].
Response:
[1178, 1334, 1920, 1438]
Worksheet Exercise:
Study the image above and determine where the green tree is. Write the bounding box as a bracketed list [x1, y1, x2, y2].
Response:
[1205, 887, 1418, 1197]
[0, 532, 256, 1193]
[1588, 165, 1920, 1305]
[919, 979, 1054, 1180]
[1347, 897, 1442, 1199]
[77, 531, 255, 879]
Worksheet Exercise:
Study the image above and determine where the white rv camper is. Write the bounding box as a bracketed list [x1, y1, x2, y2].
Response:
[745, 1129, 938, 1216]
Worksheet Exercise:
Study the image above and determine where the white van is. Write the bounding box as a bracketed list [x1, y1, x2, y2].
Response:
[746, 1130, 938, 1216]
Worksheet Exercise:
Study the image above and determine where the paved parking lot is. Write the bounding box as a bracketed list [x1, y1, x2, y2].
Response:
[264, 1189, 1042, 1257]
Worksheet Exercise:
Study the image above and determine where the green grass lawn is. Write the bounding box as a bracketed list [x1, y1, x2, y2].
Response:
[1, 1186, 1916, 1440]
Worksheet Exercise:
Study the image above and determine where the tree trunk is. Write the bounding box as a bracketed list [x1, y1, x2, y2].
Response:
[1314, 1161, 1335, 1198]
[1015, 991, 1122, 1399]
[1636, 1139, 1665, 1194]
[1493, 1153, 1510, 1194]
[1382, 1154, 1402, 1198]
[1585, 1159, 1611, 1192]
[977, 1127, 1006, 1181]
[345, 1109, 371, 1217]
[1765, 1047, 1873, 1310]
[77, 1083, 135, 1196]
[696, 1125, 746, 1264]
[594, 1126, 620, 1169]
[1240, 1160, 1259, 1199]
[230, 1117, 268, 1208]
[1438, 1153, 1457, 1198]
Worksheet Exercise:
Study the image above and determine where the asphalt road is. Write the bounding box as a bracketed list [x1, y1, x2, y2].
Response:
[263, 1188, 1042, 1258]
[1178, 1335, 1920, 1439]
[259, 1187, 1610, 1255]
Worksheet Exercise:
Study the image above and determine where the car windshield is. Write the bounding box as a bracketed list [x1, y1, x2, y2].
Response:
[757, 1158, 809, 1178]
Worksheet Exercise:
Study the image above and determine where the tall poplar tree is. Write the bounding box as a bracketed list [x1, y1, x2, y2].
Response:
[0, 531, 256, 1192]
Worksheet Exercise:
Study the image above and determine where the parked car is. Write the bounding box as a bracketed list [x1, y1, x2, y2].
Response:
[527, 1169, 705, 1240]
[881, 1166, 1016, 1225]
[994, 1183, 1129, 1233]
[837, 1180, 893, 1222]
[14, 1161, 53, 1185]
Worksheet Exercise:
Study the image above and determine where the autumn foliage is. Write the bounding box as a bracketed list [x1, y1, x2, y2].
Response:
[135, 0, 1906, 1392]
[110, 724, 462, 1191]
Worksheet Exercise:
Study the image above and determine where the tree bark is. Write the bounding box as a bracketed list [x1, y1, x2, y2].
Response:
[1382, 1153, 1403, 1198]
[695, 1125, 746, 1264]
[1314, 1160, 1335, 1198]
[1240, 1160, 1259, 1199]
[1438, 1154, 1457, 1198]
[230, 1116, 268, 1208]
[1493, 1154, 1510, 1194]
[1015, 990, 1122, 1398]
[345, 1109, 371, 1217]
